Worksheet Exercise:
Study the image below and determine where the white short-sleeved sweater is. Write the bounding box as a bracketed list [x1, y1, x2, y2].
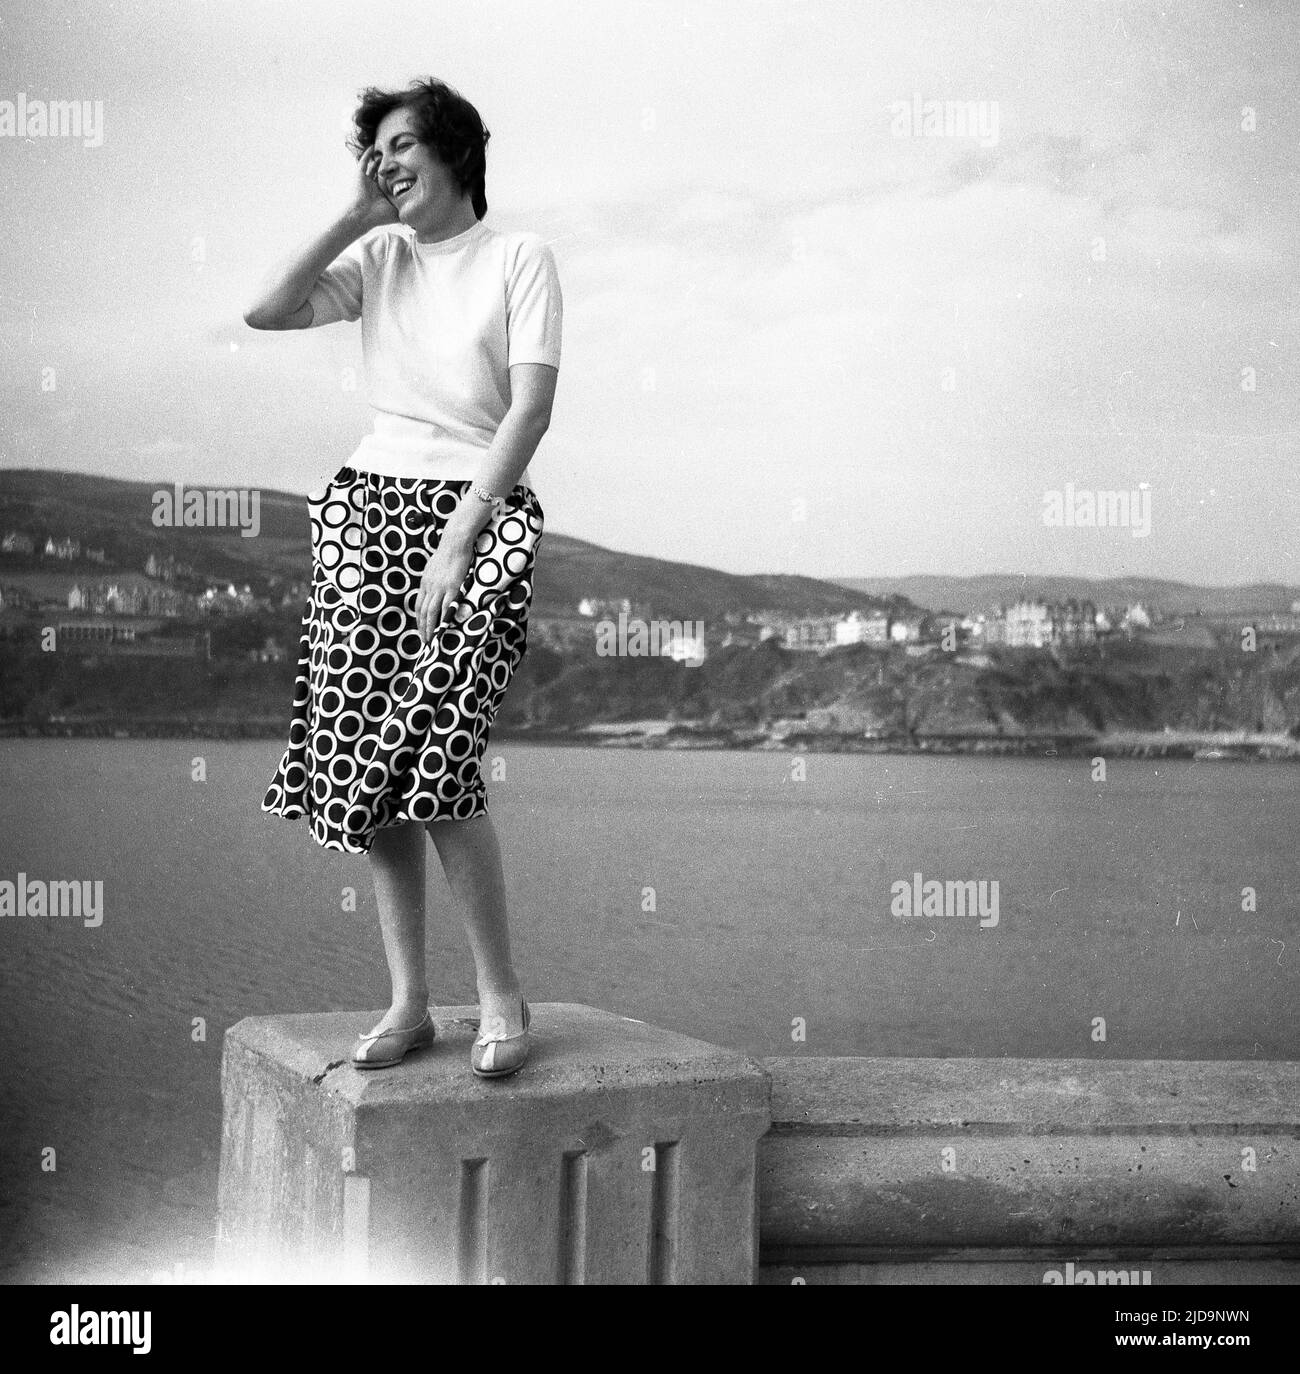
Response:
[307, 218, 562, 492]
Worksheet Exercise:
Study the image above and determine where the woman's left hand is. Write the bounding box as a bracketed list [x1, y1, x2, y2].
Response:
[414, 537, 476, 645]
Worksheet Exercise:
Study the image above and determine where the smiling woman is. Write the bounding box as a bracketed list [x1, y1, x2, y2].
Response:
[244, 75, 562, 1083]
[349, 77, 492, 222]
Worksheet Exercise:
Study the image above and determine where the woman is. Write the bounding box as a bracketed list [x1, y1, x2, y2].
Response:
[248, 76, 560, 1079]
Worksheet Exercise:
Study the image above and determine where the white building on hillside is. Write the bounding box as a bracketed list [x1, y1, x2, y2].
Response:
[834, 610, 890, 645]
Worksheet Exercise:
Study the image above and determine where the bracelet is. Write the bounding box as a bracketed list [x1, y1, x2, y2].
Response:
[471, 484, 509, 519]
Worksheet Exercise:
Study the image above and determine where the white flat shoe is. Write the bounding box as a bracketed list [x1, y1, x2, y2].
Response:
[351, 1009, 436, 1070]
[471, 999, 531, 1079]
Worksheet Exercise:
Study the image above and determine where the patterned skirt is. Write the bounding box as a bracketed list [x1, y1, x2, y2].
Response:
[262, 466, 544, 854]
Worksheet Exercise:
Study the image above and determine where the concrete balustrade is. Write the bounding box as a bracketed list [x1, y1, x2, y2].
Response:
[216, 1008, 1298, 1283]
[215, 1003, 770, 1284]
[758, 1056, 1300, 1280]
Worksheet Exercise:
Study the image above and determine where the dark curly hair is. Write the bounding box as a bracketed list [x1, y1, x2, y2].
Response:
[347, 77, 490, 220]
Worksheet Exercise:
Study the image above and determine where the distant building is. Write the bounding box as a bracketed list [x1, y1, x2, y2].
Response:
[105, 583, 140, 615]
[198, 583, 258, 614]
[1, 583, 36, 611]
[1051, 599, 1097, 646]
[55, 620, 211, 658]
[144, 551, 192, 581]
[664, 629, 707, 664]
[784, 617, 837, 651]
[834, 609, 890, 645]
[56, 619, 137, 644]
[2, 531, 36, 555]
[1000, 600, 1052, 648]
[1253, 612, 1300, 635]
[1121, 603, 1152, 632]
[250, 636, 287, 664]
[987, 599, 1096, 649]
[580, 596, 625, 617]
[577, 595, 656, 622]
[921, 611, 966, 646]
[70, 579, 193, 617]
[44, 536, 81, 561]
[889, 615, 923, 644]
[717, 619, 765, 648]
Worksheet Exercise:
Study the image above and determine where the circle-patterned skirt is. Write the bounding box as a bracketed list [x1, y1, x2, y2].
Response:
[262, 467, 544, 854]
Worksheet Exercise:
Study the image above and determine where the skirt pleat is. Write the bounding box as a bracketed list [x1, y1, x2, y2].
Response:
[262, 467, 543, 854]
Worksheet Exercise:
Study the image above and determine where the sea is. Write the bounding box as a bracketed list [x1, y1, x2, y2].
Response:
[1, 740, 1296, 1281]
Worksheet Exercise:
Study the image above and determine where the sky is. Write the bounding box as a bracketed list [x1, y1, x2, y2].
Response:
[1, 0, 1297, 586]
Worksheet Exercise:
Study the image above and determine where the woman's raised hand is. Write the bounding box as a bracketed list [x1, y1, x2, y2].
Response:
[348, 146, 400, 230]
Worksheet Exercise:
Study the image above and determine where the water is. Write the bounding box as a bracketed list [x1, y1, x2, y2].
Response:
[1, 741, 1296, 1280]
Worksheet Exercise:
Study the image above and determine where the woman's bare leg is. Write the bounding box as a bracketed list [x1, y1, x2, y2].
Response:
[364, 819, 430, 1030]
[425, 812, 525, 1036]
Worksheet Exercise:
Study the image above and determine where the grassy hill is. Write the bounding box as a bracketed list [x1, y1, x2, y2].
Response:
[832, 573, 1300, 617]
[0, 468, 902, 619]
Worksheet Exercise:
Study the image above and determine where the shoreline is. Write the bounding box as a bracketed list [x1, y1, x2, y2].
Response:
[3, 718, 1297, 760]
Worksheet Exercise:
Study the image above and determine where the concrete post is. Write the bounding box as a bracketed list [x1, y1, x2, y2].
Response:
[216, 1004, 771, 1284]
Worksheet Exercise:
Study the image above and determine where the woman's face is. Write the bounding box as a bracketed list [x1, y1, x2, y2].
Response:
[372, 106, 465, 230]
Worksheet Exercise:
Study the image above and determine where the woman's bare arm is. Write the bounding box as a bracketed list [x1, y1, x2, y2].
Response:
[243, 147, 397, 330]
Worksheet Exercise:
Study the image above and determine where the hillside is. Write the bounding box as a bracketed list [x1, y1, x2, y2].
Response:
[4, 469, 1300, 752]
[832, 573, 1300, 617]
[0, 468, 902, 620]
